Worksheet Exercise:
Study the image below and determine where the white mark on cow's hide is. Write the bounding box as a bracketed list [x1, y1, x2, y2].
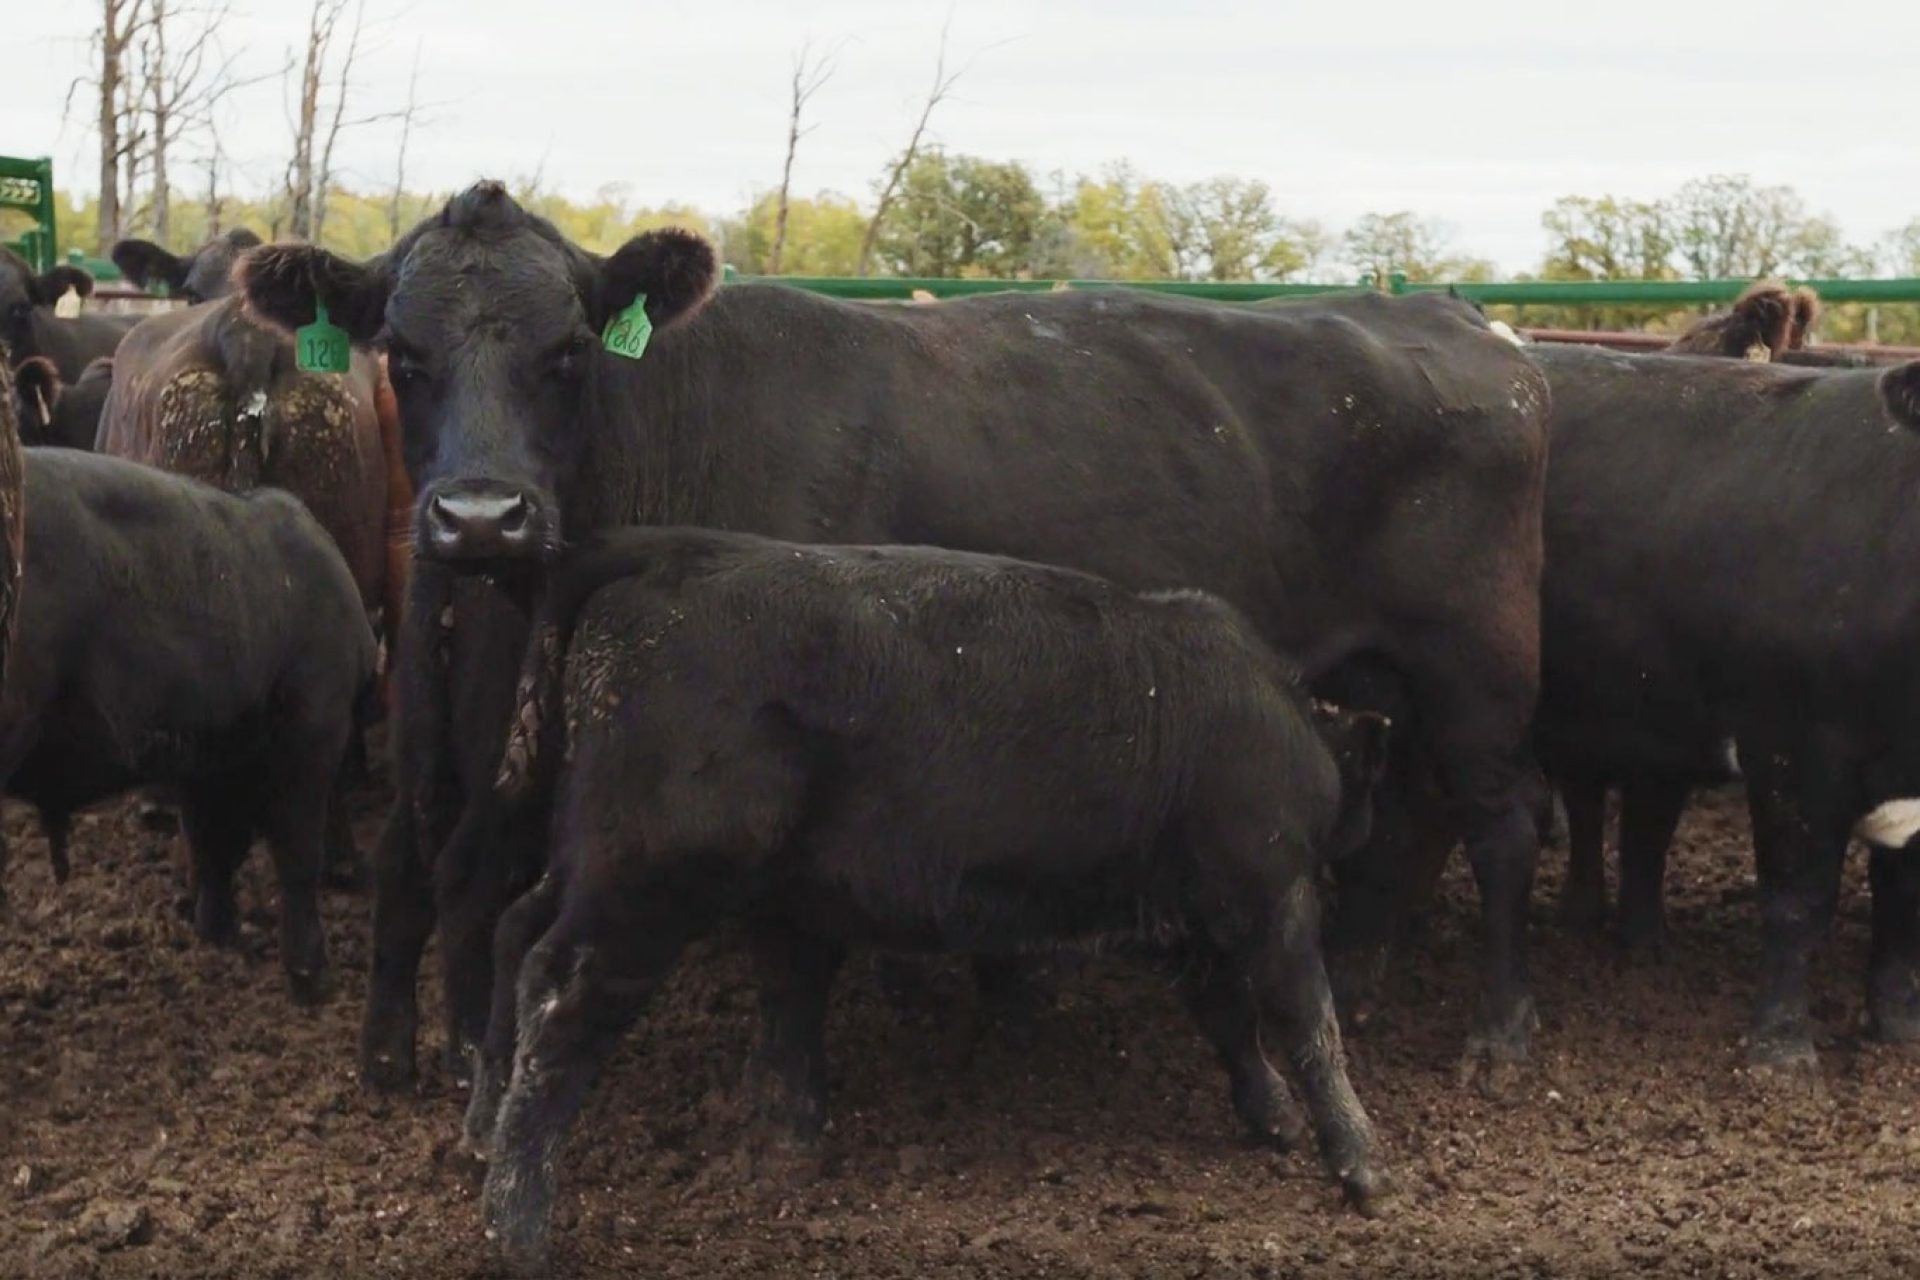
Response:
[1487, 319, 1526, 346]
[1855, 799, 1920, 848]
[955, 645, 964, 655]
[1024, 313, 1064, 341]
[1723, 739, 1741, 776]
[241, 390, 268, 418]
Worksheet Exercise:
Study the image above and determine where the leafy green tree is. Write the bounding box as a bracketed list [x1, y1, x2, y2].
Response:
[872, 151, 1046, 278]
[1342, 211, 1488, 283]
[727, 191, 867, 276]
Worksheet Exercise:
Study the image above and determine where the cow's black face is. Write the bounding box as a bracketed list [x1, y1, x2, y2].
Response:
[113, 229, 262, 304]
[0, 250, 96, 364]
[236, 181, 718, 567]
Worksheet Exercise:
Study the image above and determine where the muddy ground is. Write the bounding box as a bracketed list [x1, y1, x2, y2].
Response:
[3, 777, 1919, 1280]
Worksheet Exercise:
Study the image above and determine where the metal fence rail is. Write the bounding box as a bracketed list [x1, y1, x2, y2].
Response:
[726, 269, 1920, 307]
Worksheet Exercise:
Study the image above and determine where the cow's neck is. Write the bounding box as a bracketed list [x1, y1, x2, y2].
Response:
[568, 320, 734, 536]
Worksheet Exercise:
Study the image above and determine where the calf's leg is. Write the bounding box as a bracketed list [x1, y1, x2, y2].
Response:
[465, 871, 562, 1158]
[1179, 945, 1309, 1151]
[481, 894, 695, 1270]
[260, 766, 334, 1006]
[180, 787, 254, 950]
[361, 800, 436, 1088]
[1249, 879, 1384, 1211]
[1557, 775, 1608, 930]
[1615, 777, 1689, 956]
[746, 921, 844, 1138]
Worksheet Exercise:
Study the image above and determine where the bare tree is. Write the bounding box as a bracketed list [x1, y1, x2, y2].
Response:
[857, 14, 974, 277]
[84, 0, 146, 253]
[387, 40, 425, 243]
[767, 40, 839, 276]
[312, 0, 369, 241]
[284, 0, 345, 241]
[133, 0, 261, 245]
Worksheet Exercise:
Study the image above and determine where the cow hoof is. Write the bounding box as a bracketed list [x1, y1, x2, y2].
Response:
[1341, 1165, 1394, 1218]
[323, 858, 369, 894]
[1458, 998, 1538, 1097]
[359, 1049, 417, 1093]
[1326, 949, 1388, 1033]
[286, 966, 332, 1007]
[1867, 981, 1920, 1043]
[1745, 1034, 1820, 1078]
[1556, 890, 1608, 934]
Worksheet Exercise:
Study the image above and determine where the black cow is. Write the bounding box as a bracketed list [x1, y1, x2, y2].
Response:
[462, 527, 1392, 1266]
[238, 181, 1551, 1089]
[13, 355, 112, 449]
[0, 248, 134, 380]
[1533, 346, 1920, 1068]
[0, 449, 377, 1000]
[113, 228, 263, 305]
[0, 361, 23, 696]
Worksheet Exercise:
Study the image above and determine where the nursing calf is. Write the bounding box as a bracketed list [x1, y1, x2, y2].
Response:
[461, 529, 1391, 1266]
[0, 450, 377, 998]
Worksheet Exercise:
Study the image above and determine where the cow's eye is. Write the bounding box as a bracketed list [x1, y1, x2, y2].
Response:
[386, 346, 428, 388]
[547, 335, 591, 382]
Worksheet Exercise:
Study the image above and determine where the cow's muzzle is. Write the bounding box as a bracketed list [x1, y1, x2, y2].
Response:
[418, 479, 553, 563]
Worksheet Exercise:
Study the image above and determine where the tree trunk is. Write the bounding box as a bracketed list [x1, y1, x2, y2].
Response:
[96, 0, 131, 254]
[148, 0, 170, 244]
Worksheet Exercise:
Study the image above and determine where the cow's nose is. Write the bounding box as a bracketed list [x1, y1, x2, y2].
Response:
[424, 489, 537, 559]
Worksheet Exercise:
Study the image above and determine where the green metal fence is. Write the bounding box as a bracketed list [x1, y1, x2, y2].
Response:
[722, 267, 1920, 308]
[0, 155, 57, 272]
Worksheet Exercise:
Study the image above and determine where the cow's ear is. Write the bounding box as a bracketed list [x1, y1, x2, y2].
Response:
[1881, 362, 1920, 434]
[110, 240, 185, 293]
[237, 243, 388, 341]
[598, 228, 718, 330]
[13, 356, 62, 439]
[1790, 287, 1820, 348]
[32, 265, 95, 305]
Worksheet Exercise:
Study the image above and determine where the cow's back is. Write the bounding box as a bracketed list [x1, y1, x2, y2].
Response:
[98, 298, 390, 617]
[623, 286, 1548, 679]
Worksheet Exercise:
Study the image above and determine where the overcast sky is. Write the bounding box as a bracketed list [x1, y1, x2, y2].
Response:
[9, 0, 1916, 274]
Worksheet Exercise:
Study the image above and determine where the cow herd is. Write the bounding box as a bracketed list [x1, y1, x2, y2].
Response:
[3, 182, 1920, 1269]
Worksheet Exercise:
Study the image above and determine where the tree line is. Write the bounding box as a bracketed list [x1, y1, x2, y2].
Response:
[11, 6, 1916, 343]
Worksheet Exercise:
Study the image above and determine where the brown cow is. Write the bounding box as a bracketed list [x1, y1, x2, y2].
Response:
[101, 232, 411, 698]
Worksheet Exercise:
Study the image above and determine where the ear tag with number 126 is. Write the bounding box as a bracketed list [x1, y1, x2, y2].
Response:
[602, 294, 652, 360]
[296, 302, 351, 373]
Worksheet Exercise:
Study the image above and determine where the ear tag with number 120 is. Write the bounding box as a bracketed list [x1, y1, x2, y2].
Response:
[296, 302, 351, 373]
[602, 294, 652, 360]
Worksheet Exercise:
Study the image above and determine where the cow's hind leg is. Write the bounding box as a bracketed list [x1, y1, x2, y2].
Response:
[1249, 879, 1384, 1211]
[1867, 844, 1920, 1042]
[465, 871, 562, 1158]
[1616, 777, 1689, 956]
[1742, 734, 1853, 1071]
[1557, 774, 1608, 931]
[481, 893, 696, 1270]
[260, 762, 334, 1006]
[1179, 943, 1309, 1151]
[180, 784, 255, 950]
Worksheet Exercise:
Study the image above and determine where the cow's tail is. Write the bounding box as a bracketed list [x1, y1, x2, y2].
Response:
[493, 536, 649, 802]
[1880, 362, 1920, 433]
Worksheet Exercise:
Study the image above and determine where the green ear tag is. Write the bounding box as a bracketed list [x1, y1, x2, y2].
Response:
[602, 293, 653, 360]
[296, 302, 351, 373]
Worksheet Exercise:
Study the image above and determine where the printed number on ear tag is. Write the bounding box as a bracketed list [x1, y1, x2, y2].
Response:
[602, 293, 652, 360]
[296, 302, 351, 373]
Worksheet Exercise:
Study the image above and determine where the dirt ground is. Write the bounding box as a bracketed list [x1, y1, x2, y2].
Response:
[3, 775, 1919, 1280]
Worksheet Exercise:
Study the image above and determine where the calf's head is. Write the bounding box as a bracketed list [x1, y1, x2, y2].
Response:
[113, 228, 263, 304]
[1308, 702, 1392, 862]
[0, 248, 96, 363]
[236, 181, 718, 566]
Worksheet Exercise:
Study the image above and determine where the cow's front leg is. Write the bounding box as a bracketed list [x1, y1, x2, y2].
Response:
[745, 921, 844, 1140]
